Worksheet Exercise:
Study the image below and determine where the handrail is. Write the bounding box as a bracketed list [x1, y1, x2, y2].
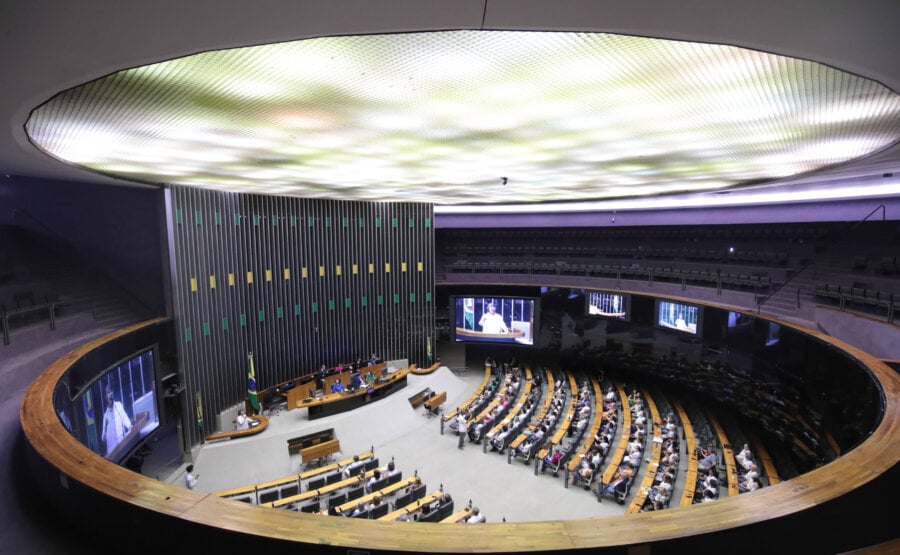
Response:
[757, 203, 886, 311]
[847, 204, 886, 233]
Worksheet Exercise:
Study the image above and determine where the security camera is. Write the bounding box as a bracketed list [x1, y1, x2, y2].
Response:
[501, 177, 508, 185]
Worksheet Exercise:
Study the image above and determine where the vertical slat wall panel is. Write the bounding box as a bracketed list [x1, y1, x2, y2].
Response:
[167, 186, 434, 446]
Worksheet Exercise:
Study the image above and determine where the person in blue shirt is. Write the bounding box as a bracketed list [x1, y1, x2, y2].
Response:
[349, 372, 364, 391]
[331, 380, 346, 394]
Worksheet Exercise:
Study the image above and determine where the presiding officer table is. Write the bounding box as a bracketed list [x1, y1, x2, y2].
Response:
[287, 365, 411, 420]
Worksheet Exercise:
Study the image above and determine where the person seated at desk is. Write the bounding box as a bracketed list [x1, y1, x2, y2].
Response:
[738, 464, 760, 485]
[366, 468, 382, 491]
[602, 463, 634, 499]
[465, 506, 485, 523]
[331, 380, 346, 394]
[367, 493, 384, 512]
[541, 448, 563, 473]
[735, 443, 754, 471]
[348, 372, 364, 392]
[342, 455, 365, 478]
[514, 436, 535, 459]
[350, 501, 367, 517]
[738, 476, 760, 493]
[698, 447, 718, 472]
[364, 369, 377, 385]
[405, 476, 422, 493]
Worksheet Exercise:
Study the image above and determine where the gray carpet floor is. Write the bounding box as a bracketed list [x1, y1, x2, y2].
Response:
[174, 366, 635, 523]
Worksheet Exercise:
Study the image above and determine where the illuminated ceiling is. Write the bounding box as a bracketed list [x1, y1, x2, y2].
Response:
[24, 30, 900, 206]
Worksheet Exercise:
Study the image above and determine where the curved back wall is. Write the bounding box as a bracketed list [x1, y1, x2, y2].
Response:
[167, 186, 435, 445]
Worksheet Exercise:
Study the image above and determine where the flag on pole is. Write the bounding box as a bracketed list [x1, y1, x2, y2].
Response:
[83, 389, 99, 452]
[196, 392, 204, 431]
[426, 335, 433, 364]
[464, 298, 475, 330]
[247, 352, 260, 413]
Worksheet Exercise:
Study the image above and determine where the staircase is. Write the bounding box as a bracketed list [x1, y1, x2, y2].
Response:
[753, 261, 818, 327]
[1, 227, 143, 354]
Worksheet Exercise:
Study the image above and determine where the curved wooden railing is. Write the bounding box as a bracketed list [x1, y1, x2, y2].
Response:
[20, 307, 900, 553]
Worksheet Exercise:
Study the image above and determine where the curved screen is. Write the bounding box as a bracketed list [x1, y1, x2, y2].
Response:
[453, 296, 537, 345]
[74, 348, 160, 463]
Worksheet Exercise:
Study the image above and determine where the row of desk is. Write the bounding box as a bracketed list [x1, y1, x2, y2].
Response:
[287, 365, 410, 420]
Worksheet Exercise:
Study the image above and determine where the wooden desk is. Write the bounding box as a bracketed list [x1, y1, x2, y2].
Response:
[336, 476, 416, 513]
[378, 491, 445, 521]
[709, 414, 739, 496]
[441, 506, 473, 523]
[424, 391, 447, 413]
[289, 365, 409, 420]
[286, 362, 388, 409]
[298, 450, 374, 482]
[287, 428, 335, 455]
[205, 415, 269, 442]
[674, 400, 699, 507]
[600, 383, 631, 486]
[214, 450, 376, 500]
[410, 362, 440, 375]
[271, 468, 380, 508]
[300, 438, 341, 464]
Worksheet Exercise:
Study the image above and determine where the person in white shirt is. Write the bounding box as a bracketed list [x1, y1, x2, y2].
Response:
[236, 409, 250, 430]
[739, 464, 760, 484]
[738, 476, 760, 493]
[478, 302, 508, 334]
[466, 507, 485, 523]
[101, 386, 132, 457]
[736, 443, 754, 471]
[457, 413, 468, 449]
[185, 465, 198, 490]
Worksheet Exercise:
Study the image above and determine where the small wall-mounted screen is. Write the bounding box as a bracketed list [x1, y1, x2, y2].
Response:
[587, 291, 628, 320]
[656, 300, 701, 335]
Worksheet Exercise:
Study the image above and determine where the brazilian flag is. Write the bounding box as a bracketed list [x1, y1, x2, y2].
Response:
[247, 352, 260, 413]
[82, 389, 99, 452]
[464, 298, 475, 330]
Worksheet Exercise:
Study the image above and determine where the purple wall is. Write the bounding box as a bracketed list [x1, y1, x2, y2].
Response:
[434, 196, 900, 228]
[0, 175, 167, 314]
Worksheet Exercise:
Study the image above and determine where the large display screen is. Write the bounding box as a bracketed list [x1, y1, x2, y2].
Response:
[75, 348, 160, 463]
[656, 300, 701, 335]
[453, 296, 537, 345]
[587, 291, 628, 320]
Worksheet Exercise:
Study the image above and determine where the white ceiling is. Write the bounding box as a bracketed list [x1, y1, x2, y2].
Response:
[3, 0, 899, 212]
